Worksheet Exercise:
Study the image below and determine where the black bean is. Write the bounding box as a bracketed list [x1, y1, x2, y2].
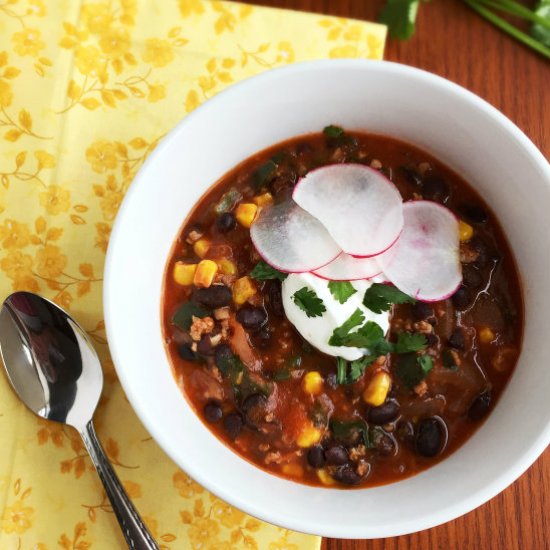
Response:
[216, 212, 236, 233]
[426, 333, 439, 347]
[224, 413, 243, 439]
[400, 165, 422, 187]
[242, 393, 267, 426]
[396, 420, 415, 445]
[415, 417, 447, 457]
[412, 301, 434, 321]
[197, 334, 215, 356]
[332, 464, 362, 485]
[242, 393, 266, 412]
[463, 266, 483, 289]
[178, 343, 196, 361]
[422, 172, 450, 203]
[307, 445, 326, 468]
[468, 391, 491, 421]
[268, 281, 284, 317]
[372, 430, 396, 456]
[193, 285, 232, 308]
[203, 401, 223, 423]
[236, 305, 267, 331]
[460, 204, 487, 224]
[368, 399, 400, 425]
[451, 286, 472, 310]
[325, 445, 349, 465]
[448, 328, 465, 350]
[268, 175, 295, 198]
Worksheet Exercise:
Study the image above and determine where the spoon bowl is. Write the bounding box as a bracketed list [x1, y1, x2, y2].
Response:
[0, 291, 158, 550]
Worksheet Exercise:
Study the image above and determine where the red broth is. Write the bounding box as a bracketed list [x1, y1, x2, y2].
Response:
[161, 130, 523, 488]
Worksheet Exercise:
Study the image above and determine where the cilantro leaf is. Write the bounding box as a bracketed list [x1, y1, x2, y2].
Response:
[379, 0, 424, 40]
[336, 357, 348, 385]
[395, 352, 434, 388]
[216, 351, 244, 385]
[349, 355, 376, 382]
[330, 418, 370, 447]
[253, 159, 277, 189]
[394, 332, 428, 354]
[250, 260, 287, 282]
[323, 125, 344, 137]
[341, 321, 386, 349]
[292, 287, 326, 318]
[328, 281, 356, 304]
[328, 308, 365, 346]
[172, 302, 210, 330]
[363, 283, 416, 314]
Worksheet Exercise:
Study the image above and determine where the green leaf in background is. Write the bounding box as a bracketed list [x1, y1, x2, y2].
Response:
[172, 301, 210, 330]
[532, 0, 550, 47]
[379, 0, 423, 39]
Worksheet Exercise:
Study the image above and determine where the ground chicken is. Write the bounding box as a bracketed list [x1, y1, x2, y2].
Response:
[414, 380, 428, 397]
[189, 315, 215, 341]
[413, 320, 434, 334]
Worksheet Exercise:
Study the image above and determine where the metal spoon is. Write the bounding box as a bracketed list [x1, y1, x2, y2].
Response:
[0, 291, 159, 550]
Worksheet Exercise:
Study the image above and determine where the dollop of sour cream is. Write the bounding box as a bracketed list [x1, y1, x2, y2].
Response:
[282, 273, 390, 361]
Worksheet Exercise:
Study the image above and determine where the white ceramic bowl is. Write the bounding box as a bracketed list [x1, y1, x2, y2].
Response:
[104, 60, 550, 539]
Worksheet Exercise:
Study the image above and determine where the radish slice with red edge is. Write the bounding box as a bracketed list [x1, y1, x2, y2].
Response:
[378, 200, 462, 302]
[250, 200, 341, 273]
[293, 164, 404, 257]
[311, 251, 384, 281]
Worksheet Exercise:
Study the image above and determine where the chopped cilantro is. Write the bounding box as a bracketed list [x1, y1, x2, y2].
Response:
[443, 349, 458, 370]
[349, 355, 376, 382]
[394, 332, 428, 354]
[328, 281, 357, 304]
[328, 308, 365, 346]
[250, 260, 287, 282]
[330, 418, 370, 447]
[172, 302, 210, 330]
[292, 287, 326, 318]
[336, 357, 348, 385]
[214, 187, 242, 214]
[363, 283, 416, 314]
[323, 124, 344, 138]
[216, 351, 244, 385]
[253, 160, 277, 189]
[395, 352, 434, 388]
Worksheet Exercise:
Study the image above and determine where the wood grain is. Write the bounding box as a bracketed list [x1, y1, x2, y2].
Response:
[239, 0, 550, 548]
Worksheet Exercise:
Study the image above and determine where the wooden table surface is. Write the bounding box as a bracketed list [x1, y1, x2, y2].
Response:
[239, 1, 550, 548]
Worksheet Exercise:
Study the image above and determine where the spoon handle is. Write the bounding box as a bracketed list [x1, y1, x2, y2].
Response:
[80, 420, 159, 550]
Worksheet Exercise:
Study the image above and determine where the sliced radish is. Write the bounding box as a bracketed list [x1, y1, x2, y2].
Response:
[311, 251, 384, 281]
[293, 164, 404, 257]
[250, 200, 341, 273]
[378, 201, 461, 301]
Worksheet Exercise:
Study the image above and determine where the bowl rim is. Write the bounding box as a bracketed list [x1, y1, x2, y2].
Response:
[104, 59, 550, 539]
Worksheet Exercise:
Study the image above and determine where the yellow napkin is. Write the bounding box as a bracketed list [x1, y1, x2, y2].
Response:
[0, 1, 386, 548]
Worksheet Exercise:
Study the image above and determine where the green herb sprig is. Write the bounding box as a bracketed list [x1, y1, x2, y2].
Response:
[292, 287, 326, 318]
[250, 260, 287, 282]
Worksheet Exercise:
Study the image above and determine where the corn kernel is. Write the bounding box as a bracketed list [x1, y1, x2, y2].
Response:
[282, 463, 304, 477]
[317, 469, 336, 486]
[173, 262, 196, 286]
[302, 371, 323, 396]
[458, 220, 474, 242]
[235, 203, 258, 228]
[479, 326, 495, 344]
[218, 259, 237, 276]
[193, 238, 211, 258]
[193, 259, 218, 288]
[363, 372, 391, 407]
[296, 424, 322, 448]
[232, 276, 256, 305]
[252, 192, 273, 207]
